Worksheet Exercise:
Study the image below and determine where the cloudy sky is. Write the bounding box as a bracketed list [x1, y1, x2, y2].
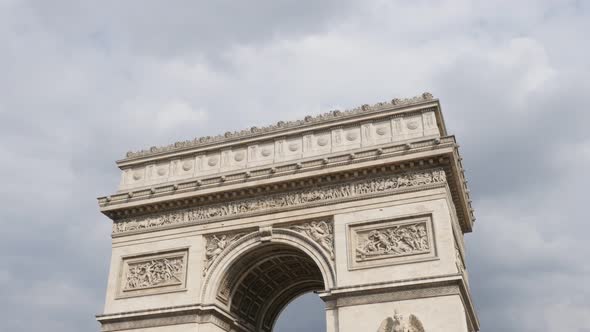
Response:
[1, 0, 589, 331]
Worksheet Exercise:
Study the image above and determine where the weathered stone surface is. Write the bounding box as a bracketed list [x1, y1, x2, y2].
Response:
[96, 95, 479, 332]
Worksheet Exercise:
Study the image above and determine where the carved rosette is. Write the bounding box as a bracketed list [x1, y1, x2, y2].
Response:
[113, 169, 447, 234]
[203, 232, 246, 276]
[288, 220, 334, 259]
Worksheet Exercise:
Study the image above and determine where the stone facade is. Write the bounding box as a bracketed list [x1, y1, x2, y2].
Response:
[96, 94, 479, 332]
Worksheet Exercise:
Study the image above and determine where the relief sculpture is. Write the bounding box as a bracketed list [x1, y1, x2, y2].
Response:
[204, 233, 245, 275]
[113, 169, 446, 234]
[123, 257, 184, 291]
[290, 220, 334, 259]
[356, 222, 429, 261]
[377, 310, 425, 332]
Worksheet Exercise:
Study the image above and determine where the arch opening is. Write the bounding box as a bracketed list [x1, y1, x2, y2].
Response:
[273, 292, 327, 332]
[218, 243, 326, 332]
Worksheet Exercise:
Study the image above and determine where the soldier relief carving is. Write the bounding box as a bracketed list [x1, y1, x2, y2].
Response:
[356, 222, 430, 261]
[113, 169, 446, 234]
[123, 257, 184, 291]
[290, 220, 334, 259]
[377, 310, 425, 332]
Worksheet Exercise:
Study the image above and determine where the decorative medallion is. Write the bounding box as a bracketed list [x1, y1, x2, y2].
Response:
[261, 148, 272, 157]
[234, 151, 245, 162]
[182, 160, 193, 171]
[346, 131, 358, 141]
[208, 157, 218, 167]
[317, 136, 329, 146]
[406, 121, 419, 130]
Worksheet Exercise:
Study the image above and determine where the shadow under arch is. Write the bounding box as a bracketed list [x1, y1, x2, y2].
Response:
[200, 228, 336, 332]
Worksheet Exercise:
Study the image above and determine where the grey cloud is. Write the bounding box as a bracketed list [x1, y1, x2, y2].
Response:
[0, 1, 589, 331]
[22, 0, 359, 60]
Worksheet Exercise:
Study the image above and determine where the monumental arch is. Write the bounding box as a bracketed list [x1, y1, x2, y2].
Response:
[96, 93, 479, 332]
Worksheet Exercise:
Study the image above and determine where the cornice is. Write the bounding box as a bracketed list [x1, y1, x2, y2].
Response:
[100, 137, 475, 232]
[99, 137, 457, 210]
[121, 93, 439, 162]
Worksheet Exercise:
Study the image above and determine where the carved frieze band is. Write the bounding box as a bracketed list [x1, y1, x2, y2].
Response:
[287, 219, 334, 259]
[113, 169, 446, 235]
[118, 250, 188, 298]
[348, 215, 436, 270]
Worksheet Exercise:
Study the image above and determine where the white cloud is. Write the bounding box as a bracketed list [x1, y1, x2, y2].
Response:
[155, 100, 208, 131]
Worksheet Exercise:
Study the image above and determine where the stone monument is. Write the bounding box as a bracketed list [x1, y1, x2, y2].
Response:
[96, 93, 479, 331]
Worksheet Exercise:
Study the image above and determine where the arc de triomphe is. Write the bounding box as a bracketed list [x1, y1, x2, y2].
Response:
[96, 93, 479, 332]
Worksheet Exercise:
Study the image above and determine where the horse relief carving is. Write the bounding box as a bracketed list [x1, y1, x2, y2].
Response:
[377, 310, 425, 332]
[123, 257, 184, 291]
[356, 222, 429, 261]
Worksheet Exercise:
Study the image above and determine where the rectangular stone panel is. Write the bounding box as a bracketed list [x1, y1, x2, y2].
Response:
[117, 249, 188, 298]
[347, 214, 436, 270]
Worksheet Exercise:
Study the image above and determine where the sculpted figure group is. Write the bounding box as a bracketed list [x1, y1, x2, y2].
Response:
[113, 169, 446, 234]
[356, 223, 429, 260]
[124, 257, 184, 291]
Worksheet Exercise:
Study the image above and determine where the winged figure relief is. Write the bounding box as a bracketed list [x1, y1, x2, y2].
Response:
[377, 310, 425, 332]
[203, 234, 243, 275]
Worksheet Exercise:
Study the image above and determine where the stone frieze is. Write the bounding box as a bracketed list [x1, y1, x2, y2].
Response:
[112, 169, 446, 235]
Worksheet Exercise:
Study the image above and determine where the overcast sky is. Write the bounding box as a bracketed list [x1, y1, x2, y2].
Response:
[1, 1, 589, 331]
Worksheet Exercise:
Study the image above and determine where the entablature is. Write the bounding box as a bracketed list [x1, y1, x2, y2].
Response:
[98, 94, 475, 235]
[99, 138, 474, 234]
